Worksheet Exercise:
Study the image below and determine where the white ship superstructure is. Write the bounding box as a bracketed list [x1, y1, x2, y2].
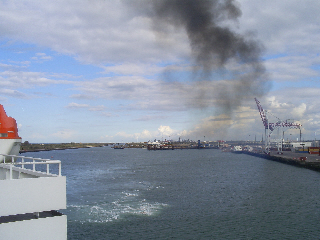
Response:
[232, 145, 243, 153]
[0, 105, 67, 239]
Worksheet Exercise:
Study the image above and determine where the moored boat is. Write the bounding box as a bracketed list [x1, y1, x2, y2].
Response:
[147, 141, 174, 150]
[231, 145, 243, 153]
[113, 144, 125, 149]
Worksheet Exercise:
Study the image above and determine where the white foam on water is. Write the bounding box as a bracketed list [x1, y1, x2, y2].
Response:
[67, 185, 168, 223]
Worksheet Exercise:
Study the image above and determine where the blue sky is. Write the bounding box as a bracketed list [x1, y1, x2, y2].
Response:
[0, 0, 319, 143]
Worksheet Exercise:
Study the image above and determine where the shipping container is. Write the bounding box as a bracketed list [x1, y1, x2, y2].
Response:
[308, 147, 320, 154]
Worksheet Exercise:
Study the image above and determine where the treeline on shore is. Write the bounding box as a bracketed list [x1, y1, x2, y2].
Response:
[20, 142, 109, 153]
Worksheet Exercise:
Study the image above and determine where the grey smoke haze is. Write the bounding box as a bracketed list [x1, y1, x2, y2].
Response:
[130, 0, 270, 114]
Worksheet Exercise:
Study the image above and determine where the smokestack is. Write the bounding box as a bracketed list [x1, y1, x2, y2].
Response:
[137, 0, 270, 114]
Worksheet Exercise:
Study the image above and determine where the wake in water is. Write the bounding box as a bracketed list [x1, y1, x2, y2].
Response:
[66, 182, 168, 223]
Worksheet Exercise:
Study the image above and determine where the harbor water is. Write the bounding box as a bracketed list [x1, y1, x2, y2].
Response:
[25, 147, 320, 239]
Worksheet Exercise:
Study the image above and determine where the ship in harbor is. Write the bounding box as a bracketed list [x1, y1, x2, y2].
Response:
[147, 141, 174, 150]
[0, 105, 67, 239]
[231, 145, 243, 153]
[113, 143, 125, 149]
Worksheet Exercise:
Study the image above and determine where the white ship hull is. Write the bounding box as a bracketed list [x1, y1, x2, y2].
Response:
[0, 138, 21, 162]
[0, 157, 67, 240]
[0, 104, 67, 239]
[1, 215, 67, 240]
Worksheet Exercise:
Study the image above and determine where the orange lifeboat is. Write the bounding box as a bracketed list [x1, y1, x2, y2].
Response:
[0, 105, 21, 139]
[0, 105, 22, 162]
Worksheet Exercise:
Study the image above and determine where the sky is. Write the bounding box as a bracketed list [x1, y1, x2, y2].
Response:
[0, 0, 319, 143]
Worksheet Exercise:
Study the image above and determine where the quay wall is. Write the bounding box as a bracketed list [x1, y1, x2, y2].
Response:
[244, 151, 320, 172]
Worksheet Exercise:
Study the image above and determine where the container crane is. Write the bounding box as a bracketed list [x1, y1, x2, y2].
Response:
[254, 98, 301, 153]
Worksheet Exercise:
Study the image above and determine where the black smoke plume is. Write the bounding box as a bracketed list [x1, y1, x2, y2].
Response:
[132, 0, 270, 115]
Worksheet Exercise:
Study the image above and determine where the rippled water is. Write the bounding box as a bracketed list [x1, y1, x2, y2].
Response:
[25, 147, 320, 239]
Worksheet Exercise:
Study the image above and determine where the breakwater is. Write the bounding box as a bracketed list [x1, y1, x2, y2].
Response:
[244, 151, 320, 172]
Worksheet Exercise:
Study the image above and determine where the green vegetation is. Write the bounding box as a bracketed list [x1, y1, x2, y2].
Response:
[20, 142, 109, 152]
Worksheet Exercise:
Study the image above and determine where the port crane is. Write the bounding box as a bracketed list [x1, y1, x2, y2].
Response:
[254, 98, 301, 153]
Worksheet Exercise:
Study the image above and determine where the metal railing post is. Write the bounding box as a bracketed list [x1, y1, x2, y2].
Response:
[33, 159, 35, 172]
[9, 164, 12, 180]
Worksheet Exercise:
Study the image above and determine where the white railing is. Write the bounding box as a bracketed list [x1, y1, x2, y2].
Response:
[0, 154, 62, 179]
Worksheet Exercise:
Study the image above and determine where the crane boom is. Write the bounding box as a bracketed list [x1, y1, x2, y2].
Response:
[254, 98, 301, 153]
[254, 98, 273, 131]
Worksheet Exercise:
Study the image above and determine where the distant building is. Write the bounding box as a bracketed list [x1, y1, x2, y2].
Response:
[282, 141, 312, 151]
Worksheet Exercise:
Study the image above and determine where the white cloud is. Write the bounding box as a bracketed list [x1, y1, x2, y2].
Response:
[66, 102, 106, 112]
[102, 126, 177, 142]
[0, 88, 29, 98]
[88, 105, 105, 112]
[73, 75, 268, 113]
[102, 63, 162, 76]
[158, 125, 175, 137]
[73, 76, 191, 111]
[66, 102, 90, 109]
[238, 0, 320, 55]
[291, 103, 307, 119]
[0, 0, 189, 65]
[52, 129, 76, 140]
[0, 69, 66, 90]
[31, 52, 52, 61]
[265, 55, 319, 82]
[138, 129, 153, 140]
